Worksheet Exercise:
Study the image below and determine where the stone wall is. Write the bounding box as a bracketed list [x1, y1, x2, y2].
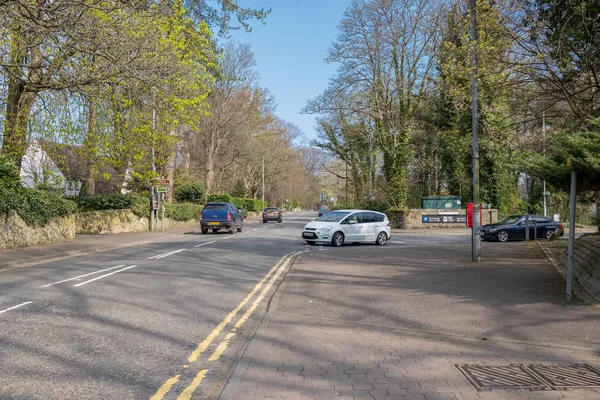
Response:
[391, 208, 498, 229]
[75, 209, 200, 234]
[0, 212, 75, 249]
[569, 234, 600, 300]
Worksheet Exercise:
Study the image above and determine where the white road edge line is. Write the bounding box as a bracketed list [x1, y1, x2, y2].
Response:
[40, 265, 125, 288]
[222, 236, 233, 240]
[0, 302, 32, 315]
[194, 241, 216, 248]
[147, 249, 186, 260]
[73, 265, 138, 287]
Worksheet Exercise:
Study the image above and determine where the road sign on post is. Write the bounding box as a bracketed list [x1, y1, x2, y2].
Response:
[156, 186, 169, 193]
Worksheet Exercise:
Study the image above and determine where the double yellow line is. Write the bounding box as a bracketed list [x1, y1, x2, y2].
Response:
[151, 251, 302, 400]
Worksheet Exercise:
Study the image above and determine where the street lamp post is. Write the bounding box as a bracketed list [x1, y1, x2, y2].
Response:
[262, 155, 265, 206]
[470, 0, 481, 262]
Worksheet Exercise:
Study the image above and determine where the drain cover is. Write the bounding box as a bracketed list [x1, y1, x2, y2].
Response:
[455, 364, 600, 391]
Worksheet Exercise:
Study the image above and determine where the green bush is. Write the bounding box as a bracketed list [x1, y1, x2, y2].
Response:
[131, 196, 150, 218]
[67, 194, 135, 212]
[174, 182, 205, 204]
[0, 155, 21, 191]
[207, 194, 232, 203]
[165, 202, 203, 221]
[0, 188, 77, 227]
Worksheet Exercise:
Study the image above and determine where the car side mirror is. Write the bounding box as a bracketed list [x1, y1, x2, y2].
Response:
[348, 220, 357, 225]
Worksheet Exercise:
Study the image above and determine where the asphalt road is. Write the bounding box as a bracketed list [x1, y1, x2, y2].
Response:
[0, 213, 312, 400]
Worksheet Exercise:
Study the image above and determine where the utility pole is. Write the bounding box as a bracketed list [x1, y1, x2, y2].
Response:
[470, 0, 481, 262]
[542, 112, 547, 217]
[345, 147, 349, 204]
[368, 133, 373, 199]
[262, 155, 265, 206]
[151, 89, 157, 232]
[525, 173, 530, 241]
[566, 169, 577, 301]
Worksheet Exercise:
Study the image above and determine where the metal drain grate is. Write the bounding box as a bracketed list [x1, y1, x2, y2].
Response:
[455, 364, 600, 391]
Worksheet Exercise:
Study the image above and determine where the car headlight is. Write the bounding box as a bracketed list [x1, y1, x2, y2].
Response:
[485, 228, 497, 233]
[319, 226, 332, 232]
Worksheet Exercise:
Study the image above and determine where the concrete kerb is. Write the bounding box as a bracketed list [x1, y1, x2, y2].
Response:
[217, 251, 307, 400]
[0, 231, 194, 273]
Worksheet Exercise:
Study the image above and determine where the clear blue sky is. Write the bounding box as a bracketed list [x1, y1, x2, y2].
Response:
[230, 0, 350, 143]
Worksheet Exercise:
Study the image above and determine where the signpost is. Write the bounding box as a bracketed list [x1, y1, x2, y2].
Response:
[147, 178, 172, 231]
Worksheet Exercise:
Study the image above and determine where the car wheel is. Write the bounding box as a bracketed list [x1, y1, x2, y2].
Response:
[263, 219, 268, 224]
[305, 240, 317, 245]
[278, 218, 282, 223]
[496, 230, 509, 242]
[201, 227, 208, 234]
[212, 228, 219, 233]
[376, 232, 388, 245]
[237, 222, 243, 233]
[331, 232, 344, 247]
[545, 229, 555, 240]
[229, 226, 235, 234]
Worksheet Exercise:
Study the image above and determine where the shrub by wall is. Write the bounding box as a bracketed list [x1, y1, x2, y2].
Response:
[174, 182, 205, 204]
[206, 194, 265, 212]
[165, 202, 203, 222]
[0, 188, 77, 227]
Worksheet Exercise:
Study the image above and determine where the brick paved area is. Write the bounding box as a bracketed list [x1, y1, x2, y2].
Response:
[222, 238, 600, 400]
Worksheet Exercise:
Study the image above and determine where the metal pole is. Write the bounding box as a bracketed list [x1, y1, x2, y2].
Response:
[368, 133, 372, 198]
[525, 173, 530, 241]
[345, 147, 349, 204]
[566, 171, 577, 301]
[470, 0, 480, 262]
[262, 155, 265, 206]
[543, 112, 547, 217]
[161, 192, 165, 232]
[151, 89, 157, 232]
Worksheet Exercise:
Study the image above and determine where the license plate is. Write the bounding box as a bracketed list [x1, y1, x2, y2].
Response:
[209, 222, 220, 225]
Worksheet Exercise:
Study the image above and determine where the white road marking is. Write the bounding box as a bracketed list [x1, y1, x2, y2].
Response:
[252, 229, 259, 231]
[73, 265, 137, 287]
[40, 265, 126, 288]
[194, 241, 216, 248]
[222, 235, 233, 240]
[389, 241, 405, 244]
[0, 302, 32, 315]
[148, 249, 186, 260]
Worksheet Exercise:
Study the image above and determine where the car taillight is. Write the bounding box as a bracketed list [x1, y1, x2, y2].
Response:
[263, 211, 267, 215]
[387, 223, 391, 227]
[199, 213, 202, 221]
[560, 223, 564, 227]
[227, 212, 231, 221]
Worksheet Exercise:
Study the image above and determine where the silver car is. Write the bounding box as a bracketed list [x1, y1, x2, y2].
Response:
[302, 209, 392, 247]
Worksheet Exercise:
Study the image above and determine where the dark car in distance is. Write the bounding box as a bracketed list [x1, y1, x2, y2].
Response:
[263, 207, 282, 223]
[481, 214, 564, 242]
[200, 202, 243, 234]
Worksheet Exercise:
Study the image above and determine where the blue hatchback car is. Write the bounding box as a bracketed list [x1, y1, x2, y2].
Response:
[481, 214, 564, 242]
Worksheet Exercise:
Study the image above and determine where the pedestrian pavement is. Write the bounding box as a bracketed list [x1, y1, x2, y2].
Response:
[220, 239, 600, 400]
[0, 226, 199, 271]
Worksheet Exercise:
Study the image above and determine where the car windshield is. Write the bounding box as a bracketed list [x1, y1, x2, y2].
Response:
[204, 204, 227, 210]
[499, 215, 521, 224]
[317, 211, 349, 222]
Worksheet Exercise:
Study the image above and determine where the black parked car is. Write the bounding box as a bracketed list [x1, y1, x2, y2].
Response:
[481, 214, 564, 242]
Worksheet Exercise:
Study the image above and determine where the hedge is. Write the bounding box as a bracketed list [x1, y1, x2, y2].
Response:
[206, 194, 266, 212]
[174, 182, 204, 204]
[0, 188, 77, 227]
[165, 202, 203, 221]
[67, 194, 137, 212]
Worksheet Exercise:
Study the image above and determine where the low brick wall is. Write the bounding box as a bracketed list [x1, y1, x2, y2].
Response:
[75, 209, 198, 234]
[568, 234, 600, 300]
[0, 212, 75, 249]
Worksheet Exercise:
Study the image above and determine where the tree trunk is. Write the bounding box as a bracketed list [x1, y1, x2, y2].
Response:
[84, 98, 98, 195]
[3, 82, 36, 170]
